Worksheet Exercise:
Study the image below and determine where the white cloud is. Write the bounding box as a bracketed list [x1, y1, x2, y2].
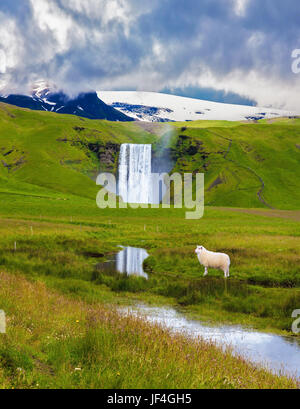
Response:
[233, 0, 250, 17]
[182, 68, 300, 111]
[247, 32, 265, 48]
[30, 0, 74, 53]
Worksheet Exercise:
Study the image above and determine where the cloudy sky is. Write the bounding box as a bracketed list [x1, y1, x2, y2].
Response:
[0, 0, 300, 110]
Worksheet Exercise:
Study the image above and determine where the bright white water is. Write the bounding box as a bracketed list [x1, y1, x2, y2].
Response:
[118, 144, 152, 204]
[96, 246, 149, 279]
[116, 246, 149, 279]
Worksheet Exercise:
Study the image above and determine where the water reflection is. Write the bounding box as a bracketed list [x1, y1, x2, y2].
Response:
[116, 246, 149, 279]
[97, 246, 149, 279]
[126, 305, 300, 379]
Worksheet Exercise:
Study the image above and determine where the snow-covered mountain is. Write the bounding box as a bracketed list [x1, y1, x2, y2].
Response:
[98, 91, 298, 122]
[0, 82, 133, 121]
[2, 84, 298, 123]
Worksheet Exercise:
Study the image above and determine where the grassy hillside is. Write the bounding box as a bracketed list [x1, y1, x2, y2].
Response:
[169, 120, 300, 209]
[0, 102, 299, 210]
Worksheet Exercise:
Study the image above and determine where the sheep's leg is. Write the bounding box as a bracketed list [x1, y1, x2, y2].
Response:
[204, 267, 208, 276]
[224, 268, 229, 278]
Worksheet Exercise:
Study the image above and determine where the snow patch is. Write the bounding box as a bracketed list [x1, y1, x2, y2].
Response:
[98, 91, 298, 122]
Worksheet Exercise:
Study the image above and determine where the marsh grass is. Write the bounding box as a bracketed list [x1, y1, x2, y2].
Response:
[0, 272, 298, 389]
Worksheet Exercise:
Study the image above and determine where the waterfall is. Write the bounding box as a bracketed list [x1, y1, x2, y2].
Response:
[118, 143, 152, 204]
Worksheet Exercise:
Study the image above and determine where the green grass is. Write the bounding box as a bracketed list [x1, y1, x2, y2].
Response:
[0, 104, 299, 388]
[170, 123, 300, 209]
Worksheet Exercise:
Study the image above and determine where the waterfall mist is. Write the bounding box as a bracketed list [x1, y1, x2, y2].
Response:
[152, 124, 175, 174]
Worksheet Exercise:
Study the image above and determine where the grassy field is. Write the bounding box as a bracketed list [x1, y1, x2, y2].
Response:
[0, 103, 299, 388]
[0, 203, 299, 388]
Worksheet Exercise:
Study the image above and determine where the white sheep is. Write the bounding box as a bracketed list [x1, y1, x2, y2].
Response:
[195, 245, 230, 278]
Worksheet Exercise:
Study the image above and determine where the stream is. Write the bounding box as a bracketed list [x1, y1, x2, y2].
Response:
[126, 304, 300, 380]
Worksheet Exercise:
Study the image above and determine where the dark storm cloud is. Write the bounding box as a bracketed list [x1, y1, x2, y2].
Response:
[0, 0, 300, 104]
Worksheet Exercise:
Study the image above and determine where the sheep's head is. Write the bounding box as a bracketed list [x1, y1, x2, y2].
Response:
[195, 245, 205, 254]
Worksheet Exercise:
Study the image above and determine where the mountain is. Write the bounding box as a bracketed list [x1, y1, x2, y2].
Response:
[0, 84, 133, 122]
[98, 91, 298, 122]
[2, 85, 296, 123]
